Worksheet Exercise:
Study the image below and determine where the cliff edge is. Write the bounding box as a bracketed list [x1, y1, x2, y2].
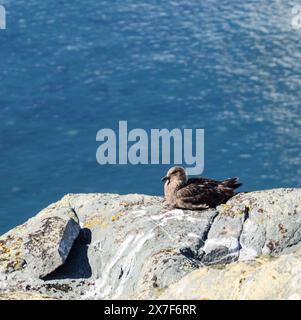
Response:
[1, 188, 301, 300]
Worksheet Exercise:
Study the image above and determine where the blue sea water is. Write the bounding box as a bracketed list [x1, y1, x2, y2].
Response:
[1, 0, 301, 234]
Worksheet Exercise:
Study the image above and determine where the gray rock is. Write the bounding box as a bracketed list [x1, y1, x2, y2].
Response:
[23, 215, 80, 278]
[234, 189, 301, 259]
[2, 188, 301, 300]
[159, 249, 301, 300]
[0, 200, 80, 278]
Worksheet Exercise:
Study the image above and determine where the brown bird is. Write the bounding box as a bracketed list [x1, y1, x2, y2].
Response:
[161, 166, 242, 210]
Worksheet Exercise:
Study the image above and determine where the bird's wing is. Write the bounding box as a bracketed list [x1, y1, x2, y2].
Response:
[186, 177, 221, 188]
[187, 177, 242, 190]
[176, 184, 235, 206]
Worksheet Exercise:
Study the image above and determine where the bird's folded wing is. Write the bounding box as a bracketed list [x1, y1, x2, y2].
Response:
[176, 184, 234, 205]
[186, 177, 221, 188]
[176, 185, 213, 204]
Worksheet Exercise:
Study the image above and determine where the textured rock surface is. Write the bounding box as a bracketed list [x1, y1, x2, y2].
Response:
[0, 291, 56, 300]
[1, 188, 301, 299]
[159, 252, 301, 300]
[23, 214, 80, 278]
[0, 200, 80, 277]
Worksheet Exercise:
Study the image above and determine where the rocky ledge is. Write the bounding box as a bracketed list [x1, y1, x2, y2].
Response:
[1, 188, 301, 300]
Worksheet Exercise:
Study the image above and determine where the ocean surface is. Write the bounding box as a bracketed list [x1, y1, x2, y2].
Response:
[1, 0, 301, 234]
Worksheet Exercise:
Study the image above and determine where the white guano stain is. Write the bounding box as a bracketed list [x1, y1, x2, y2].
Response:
[83, 230, 154, 300]
[84, 234, 135, 299]
[187, 232, 201, 239]
[203, 236, 240, 254]
[112, 230, 155, 299]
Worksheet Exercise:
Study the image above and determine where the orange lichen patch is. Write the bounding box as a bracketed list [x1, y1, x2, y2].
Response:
[111, 212, 126, 222]
[0, 235, 25, 273]
[83, 217, 108, 229]
[0, 242, 10, 254]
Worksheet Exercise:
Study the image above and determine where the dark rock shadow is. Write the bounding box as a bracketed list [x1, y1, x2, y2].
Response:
[43, 228, 92, 280]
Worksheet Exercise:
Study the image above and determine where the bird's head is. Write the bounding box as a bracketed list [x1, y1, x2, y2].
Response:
[161, 166, 187, 185]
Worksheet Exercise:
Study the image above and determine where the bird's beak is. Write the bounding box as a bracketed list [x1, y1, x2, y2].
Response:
[161, 176, 169, 182]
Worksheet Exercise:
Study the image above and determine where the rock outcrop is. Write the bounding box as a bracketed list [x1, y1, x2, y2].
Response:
[159, 253, 301, 300]
[1, 188, 301, 300]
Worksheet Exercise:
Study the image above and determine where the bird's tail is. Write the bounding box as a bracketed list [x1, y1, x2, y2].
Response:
[221, 177, 242, 190]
